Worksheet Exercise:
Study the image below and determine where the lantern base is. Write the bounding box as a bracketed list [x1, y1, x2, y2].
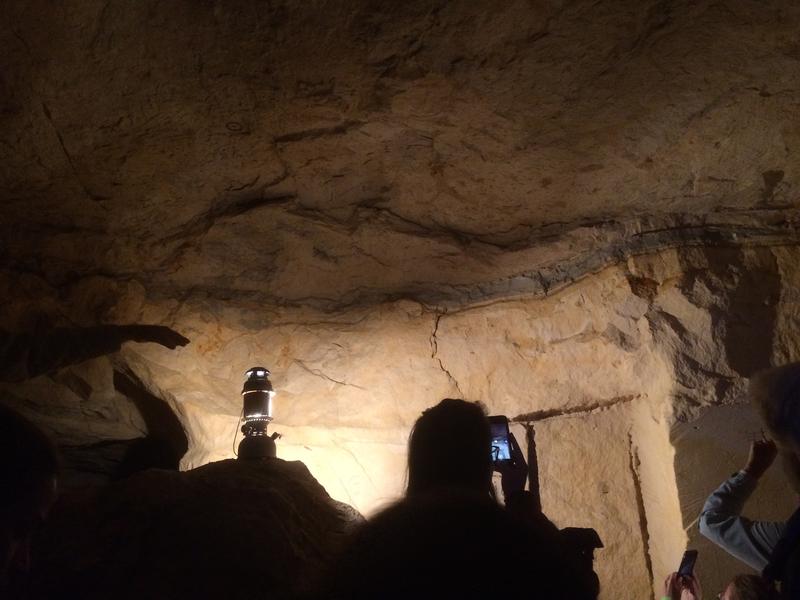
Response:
[237, 432, 279, 459]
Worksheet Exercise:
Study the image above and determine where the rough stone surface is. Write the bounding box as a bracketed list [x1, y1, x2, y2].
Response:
[30, 458, 363, 600]
[3, 2, 800, 598]
[536, 404, 654, 600]
[0, 356, 147, 445]
[2, 1, 800, 311]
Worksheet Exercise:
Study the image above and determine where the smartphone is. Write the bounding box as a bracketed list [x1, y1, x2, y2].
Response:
[678, 550, 698, 578]
[488, 415, 512, 465]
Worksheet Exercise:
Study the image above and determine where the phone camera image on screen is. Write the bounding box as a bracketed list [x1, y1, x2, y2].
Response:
[490, 421, 512, 462]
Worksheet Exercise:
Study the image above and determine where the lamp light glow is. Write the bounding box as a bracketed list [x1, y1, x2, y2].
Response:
[237, 366, 281, 459]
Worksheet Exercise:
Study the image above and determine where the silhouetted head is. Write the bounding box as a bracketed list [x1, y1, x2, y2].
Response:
[749, 363, 800, 492]
[720, 574, 778, 600]
[406, 398, 492, 497]
[0, 405, 58, 587]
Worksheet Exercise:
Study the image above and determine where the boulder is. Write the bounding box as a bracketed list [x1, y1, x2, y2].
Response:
[30, 459, 363, 600]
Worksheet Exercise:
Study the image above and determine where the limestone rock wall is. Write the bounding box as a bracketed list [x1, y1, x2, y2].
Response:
[4, 243, 800, 598]
[0, 356, 147, 445]
[3, 1, 800, 597]
[2, 0, 799, 313]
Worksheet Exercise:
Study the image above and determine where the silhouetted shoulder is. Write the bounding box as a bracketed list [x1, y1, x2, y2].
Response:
[328, 489, 587, 600]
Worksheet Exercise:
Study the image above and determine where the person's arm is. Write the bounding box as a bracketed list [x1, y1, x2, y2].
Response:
[497, 430, 566, 544]
[698, 440, 786, 571]
[497, 431, 540, 520]
[495, 430, 534, 514]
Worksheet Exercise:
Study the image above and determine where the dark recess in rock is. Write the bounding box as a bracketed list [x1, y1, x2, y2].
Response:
[761, 169, 785, 204]
[59, 439, 143, 489]
[112, 368, 189, 475]
[679, 246, 780, 378]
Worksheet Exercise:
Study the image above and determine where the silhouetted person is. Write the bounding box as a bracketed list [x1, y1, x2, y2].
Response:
[0, 404, 59, 597]
[749, 363, 800, 598]
[0, 324, 189, 382]
[330, 489, 567, 599]
[328, 398, 600, 599]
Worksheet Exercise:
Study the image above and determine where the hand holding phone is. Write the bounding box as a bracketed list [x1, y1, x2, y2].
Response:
[489, 416, 528, 499]
[488, 416, 513, 465]
[663, 570, 701, 600]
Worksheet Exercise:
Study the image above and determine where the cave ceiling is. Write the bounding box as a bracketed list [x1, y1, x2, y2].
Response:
[1, 0, 799, 314]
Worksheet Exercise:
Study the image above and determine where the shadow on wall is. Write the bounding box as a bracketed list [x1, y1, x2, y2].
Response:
[111, 369, 189, 476]
[56, 368, 189, 487]
[720, 248, 781, 377]
[679, 246, 781, 378]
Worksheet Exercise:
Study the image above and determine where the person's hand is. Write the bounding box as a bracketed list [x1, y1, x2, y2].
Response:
[744, 438, 777, 480]
[663, 572, 702, 600]
[664, 572, 682, 600]
[495, 430, 528, 499]
[123, 325, 190, 349]
[680, 574, 701, 600]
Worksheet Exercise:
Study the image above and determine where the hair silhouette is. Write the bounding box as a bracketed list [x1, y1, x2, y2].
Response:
[407, 398, 493, 498]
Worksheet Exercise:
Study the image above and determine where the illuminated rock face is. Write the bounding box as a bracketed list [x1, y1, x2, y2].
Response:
[2, 1, 800, 598]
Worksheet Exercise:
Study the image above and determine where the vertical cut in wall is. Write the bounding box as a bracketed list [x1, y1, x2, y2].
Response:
[631, 399, 687, 600]
[628, 433, 655, 600]
[535, 403, 653, 599]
